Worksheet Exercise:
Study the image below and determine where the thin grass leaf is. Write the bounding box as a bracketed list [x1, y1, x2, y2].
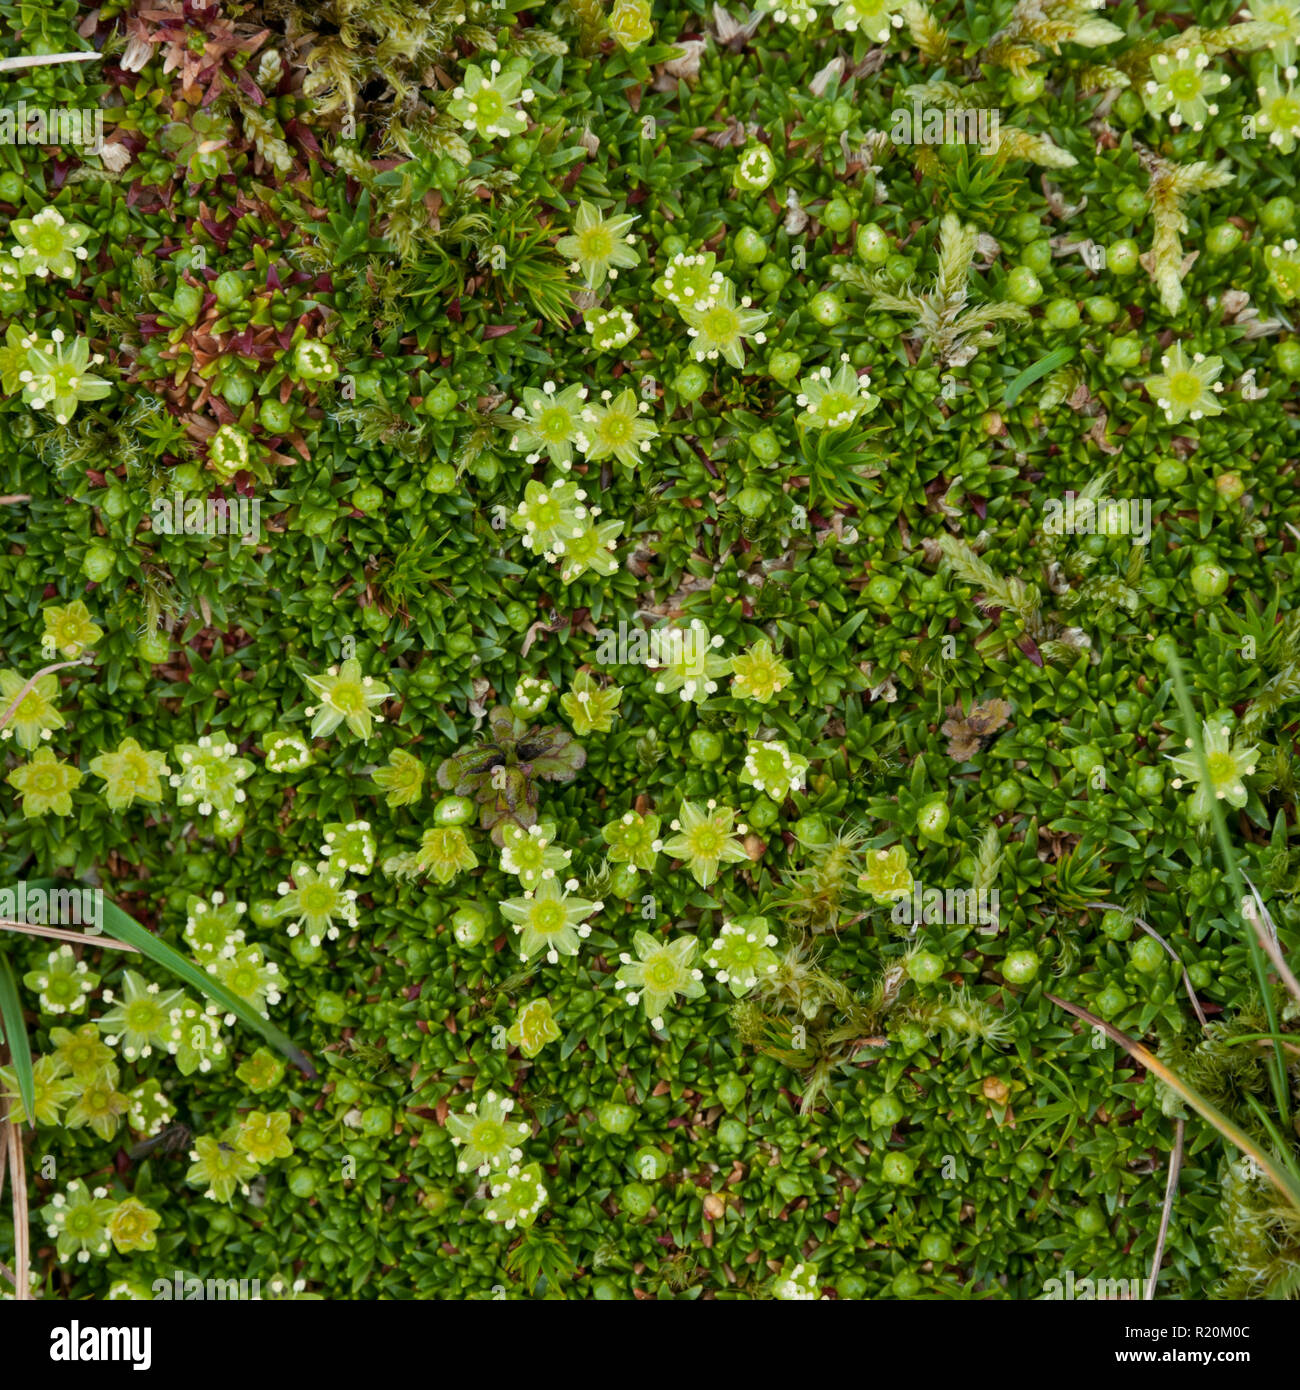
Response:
[0, 955, 33, 1120]
[1003, 346, 1075, 405]
[1047, 992, 1300, 1212]
[25, 881, 315, 1079]
[1163, 658, 1290, 1126]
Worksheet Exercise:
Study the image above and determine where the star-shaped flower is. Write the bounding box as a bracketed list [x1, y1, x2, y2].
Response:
[556, 201, 640, 289]
[797, 359, 881, 431]
[303, 658, 393, 741]
[1145, 343, 1226, 425]
[1168, 720, 1259, 821]
[614, 930, 706, 1030]
[858, 844, 914, 902]
[508, 382, 590, 468]
[730, 639, 794, 703]
[506, 998, 563, 1058]
[560, 670, 623, 735]
[704, 917, 780, 997]
[1143, 45, 1230, 131]
[578, 388, 658, 470]
[600, 814, 662, 883]
[448, 59, 534, 141]
[9, 206, 91, 280]
[661, 799, 749, 887]
[682, 279, 770, 368]
[7, 747, 81, 817]
[41, 600, 102, 659]
[448, 1090, 530, 1176]
[0, 669, 65, 749]
[499, 877, 602, 964]
[88, 736, 170, 811]
[647, 620, 732, 704]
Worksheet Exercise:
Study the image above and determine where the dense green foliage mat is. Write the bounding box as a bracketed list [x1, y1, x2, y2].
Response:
[2, 0, 1300, 1302]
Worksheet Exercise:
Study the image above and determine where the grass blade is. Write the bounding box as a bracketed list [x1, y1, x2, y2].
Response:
[1003, 346, 1075, 406]
[0, 954, 34, 1120]
[1047, 992, 1300, 1211]
[1163, 655, 1291, 1126]
[25, 880, 315, 1080]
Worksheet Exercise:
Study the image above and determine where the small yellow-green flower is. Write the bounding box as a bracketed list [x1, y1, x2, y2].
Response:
[499, 876, 602, 964]
[236, 1048, 286, 1094]
[10, 206, 91, 280]
[734, 144, 778, 194]
[8, 746, 81, 817]
[1267, 239, 1300, 301]
[275, 861, 359, 944]
[264, 729, 314, 773]
[0, 1054, 78, 1127]
[448, 1090, 530, 1176]
[830, 0, 906, 39]
[1143, 45, 1230, 131]
[42, 1180, 116, 1264]
[1256, 68, 1300, 152]
[183, 892, 246, 960]
[730, 639, 794, 703]
[237, 1109, 294, 1163]
[586, 306, 639, 353]
[19, 330, 111, 424]
[98, 969, 185, 1062]
[797, 358, 881, 431]
[485, 1162, 548, 1230]
[49, 1023, 114, 1084]
[511, 477, 591, 556]
[371, 747, 424, 806]
[415, 825, 479, 884]
[740, 738, 808, 801]
[609, 0, 653, 49]
[66, 1069, 129, 1141]
[578, 388, 658, 470]
[449, 59, 534, 141]
[662, 799, 749, 887]
[647, 619, 732, 703]
[126, 1080, 175, 1137]
[187, 1130, 259, 1203]
[560, 670, 622, 735]
[559, 515, 623, 584]
[556, 201, 640, 290]
[653, 250, 725, 310]
[42, 600, 102, 658]
[509, 381, 590, 468]
[1247, 0, 1300, 66]
[615, 930, 706, 1030]
[506, 998, 562, 1058]
[208, 423, 255, 480]
[24, 945, 98, 1016]
[683, 280, 769, 369]
[320, 820, 377, 874]
[500, 820, 571, 890]
[0, 669, 64, 749]
[303, 658, 393, 741]
[212, 944, 282, 1017]
[169, 1001, 226, 1076]
[601, 808, 661, 873]
[704, 917, 780, 997]
[88, 736, 170, 811]
[759, 0, 822, 30]
[510, 677, 553, 719]
[168, 736, 252, 823]
[857, 844, 914, 902]
[107, 1198, 161, 1254]
[1145, 343, 1226, 424]
[1168, 720, 1259, 821]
